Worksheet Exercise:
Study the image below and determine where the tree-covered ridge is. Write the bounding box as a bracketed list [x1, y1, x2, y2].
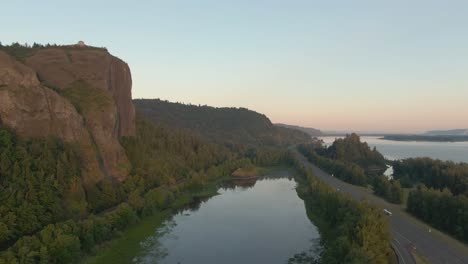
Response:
[0, 42, 106, 62]
[133, 99, 311, 146]
[320, 134, 387, 176]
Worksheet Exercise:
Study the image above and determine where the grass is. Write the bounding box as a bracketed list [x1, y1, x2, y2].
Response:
[82, 211, 170, 264]
[62, 80, 113, 114]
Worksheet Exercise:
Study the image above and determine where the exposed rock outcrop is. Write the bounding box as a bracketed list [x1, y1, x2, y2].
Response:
[25, 48, 135, 137]
[0, 47, 135, 183]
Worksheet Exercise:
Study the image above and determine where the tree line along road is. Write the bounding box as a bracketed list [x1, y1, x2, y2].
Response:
[293, 149, 468, 264]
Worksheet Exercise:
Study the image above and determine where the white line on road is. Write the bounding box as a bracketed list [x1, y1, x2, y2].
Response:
[392, 240, 407, 264]
[393, 229, 412, 244]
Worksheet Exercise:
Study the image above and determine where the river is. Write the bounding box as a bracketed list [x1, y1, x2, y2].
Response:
[320, 136, 468, 163]
[133, 175, 321, 264]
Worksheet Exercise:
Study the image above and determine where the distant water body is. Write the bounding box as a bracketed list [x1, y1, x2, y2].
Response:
[320, 136, 468, 163]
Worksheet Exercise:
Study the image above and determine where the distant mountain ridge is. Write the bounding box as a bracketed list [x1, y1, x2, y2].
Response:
[424, 129, 468, 136]
[134, 99, 311, 146]
[275, 123, 323, 137]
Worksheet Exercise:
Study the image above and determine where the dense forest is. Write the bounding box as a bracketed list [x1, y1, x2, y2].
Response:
[393, 158, 468, 195]
[393, 158, 468, 241]
[372, 176, 403, 204]
[407, 185, 468, 242]
[0, 128, 84, 248]
[133, 99, 311, 147]
[290, 154, 393, 264]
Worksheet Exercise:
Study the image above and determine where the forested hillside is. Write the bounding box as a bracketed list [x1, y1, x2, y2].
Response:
[0, 115, 272, 263]
[134, 99, 311, 146]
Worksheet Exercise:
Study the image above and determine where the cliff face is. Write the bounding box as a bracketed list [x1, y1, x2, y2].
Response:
[25, 48, 135, 137]
[0, 47, 135, 183]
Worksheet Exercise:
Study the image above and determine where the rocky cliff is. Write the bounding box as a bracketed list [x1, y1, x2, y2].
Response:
[0, 46, 135, 184]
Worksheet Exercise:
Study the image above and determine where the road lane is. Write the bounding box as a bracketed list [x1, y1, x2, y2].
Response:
[293, 149, 468, 264]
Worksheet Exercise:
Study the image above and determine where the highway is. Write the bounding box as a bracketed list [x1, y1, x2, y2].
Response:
[293, 150, 468, 264]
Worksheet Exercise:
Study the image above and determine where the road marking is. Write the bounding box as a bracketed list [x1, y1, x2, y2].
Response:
[392, 240, 407, 264]
[394, 237, 402, 246]
[393, 229, 412, 244]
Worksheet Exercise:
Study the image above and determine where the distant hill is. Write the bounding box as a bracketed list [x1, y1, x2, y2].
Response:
[424, 129, 468, 136]
[134, 99, 311, 146]
[383, 135, 468, 142]
[275, 123, 323, 137]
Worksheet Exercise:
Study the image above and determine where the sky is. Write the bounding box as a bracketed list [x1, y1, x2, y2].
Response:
[2, 0, 468, 133]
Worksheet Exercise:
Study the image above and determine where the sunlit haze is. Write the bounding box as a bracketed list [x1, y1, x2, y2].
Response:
[3, 1, 468, 133]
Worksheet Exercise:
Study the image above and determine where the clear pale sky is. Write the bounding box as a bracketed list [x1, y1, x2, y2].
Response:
[3, 1, 468, 133]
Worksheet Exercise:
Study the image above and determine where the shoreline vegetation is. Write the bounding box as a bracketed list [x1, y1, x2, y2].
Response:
[81, 180, 223, 264]
[83, 160, 396, 264]
[231, 165, 260, 179]
[82, 166, 289, 264]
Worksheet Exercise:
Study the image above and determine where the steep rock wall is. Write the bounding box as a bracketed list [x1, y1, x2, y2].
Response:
[0, 47, 135, 183]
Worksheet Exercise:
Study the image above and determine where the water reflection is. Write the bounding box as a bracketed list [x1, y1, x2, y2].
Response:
[135, 176, 321, 264]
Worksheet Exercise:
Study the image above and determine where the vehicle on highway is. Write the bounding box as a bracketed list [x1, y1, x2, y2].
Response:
[383, 209, 392, 216]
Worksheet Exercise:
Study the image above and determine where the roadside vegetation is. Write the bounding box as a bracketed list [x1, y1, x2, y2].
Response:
[300, 135, 468, 244]
[393, 158, 468, 242]
[290, 153, 394, 264]
[298, 134, 403, 204]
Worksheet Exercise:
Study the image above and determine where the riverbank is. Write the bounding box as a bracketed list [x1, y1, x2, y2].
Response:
[80, 181, 223, 264]
[81, 166, 297, 264]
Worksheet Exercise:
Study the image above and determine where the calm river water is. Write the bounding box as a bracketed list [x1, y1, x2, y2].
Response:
[320, 136, 468, 163]
[134, 176, 321, 264]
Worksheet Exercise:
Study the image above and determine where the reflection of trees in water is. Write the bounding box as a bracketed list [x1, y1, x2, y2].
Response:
[221, 178, 258, 191]
[133, 219, 178, 264]
[182, 196, 211, 212]
[221, 175, 296, 191]
[288, 237, 323, 264]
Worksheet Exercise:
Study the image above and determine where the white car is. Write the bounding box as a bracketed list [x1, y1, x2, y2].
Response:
[383, 209, 392, 216]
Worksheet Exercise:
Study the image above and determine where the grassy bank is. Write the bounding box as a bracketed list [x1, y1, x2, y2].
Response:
[82, 211, 170, 264]
[80, 180, 222, 264]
